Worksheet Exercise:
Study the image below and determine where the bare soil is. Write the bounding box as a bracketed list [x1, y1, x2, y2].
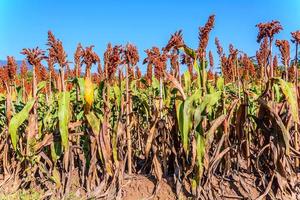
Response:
[121, 175, 178, 200]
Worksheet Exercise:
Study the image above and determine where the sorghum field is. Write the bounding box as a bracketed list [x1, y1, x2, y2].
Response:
[1, 15, 300, 199]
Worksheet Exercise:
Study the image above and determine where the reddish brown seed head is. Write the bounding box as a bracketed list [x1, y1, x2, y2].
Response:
[273, 55, 278, 69]
[7, 56, 17, 82]
[47, 57, 58, 81]
[256, 20, 282, 42]
[207, 69, 214, 81]
[21, 47, 46, 67]
[104, 43, 113, 66]
[97, 62, 102, 77]
[169, 52, 179, 75]
[20, 60, 28, 80]
[143, 47, 160, 65]
[39, 65, 49, 81]
[256, 51, 263, 70]
[256, 37, 269, 68]
[0, 66, 9, 85]
[74, 43, 83, 65]
[146, 63, 153, 84]
[229, 44, 238, 62]
[275, 39, 290, 66]
[104, 43, 122, 80]
[215, 37, 223, 57]
[47, 31, 68, 67]
[154, 53, 167, 79]
[164, 30, 184, 52]
[125, 43, 139, 66]
[221, 55, 230, 83]
[81, 45, 100, 77]
[291, 30, 300, 44]
[135, 66, 142, 80]
[209, 50, 214, 68]
[242, 54, 256, 80]
[145, 47, 167, 79]
[74, 43, 83, 77]
[288, 65, 296, 81]
[198, 15, 215, 59]
[92, 73, 101, 84]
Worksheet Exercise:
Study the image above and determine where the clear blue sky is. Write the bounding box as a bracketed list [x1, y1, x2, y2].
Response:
[0, 0, 300, 72]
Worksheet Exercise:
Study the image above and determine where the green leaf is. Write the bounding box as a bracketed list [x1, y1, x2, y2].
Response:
[216, 77, 224, 91]
[9, 98, 35, 151]
[198, 91, 222, 115]
[37, 81, 47, 93]
[51, 167, 61, 188]
[113, 85, 121, 109]
[51, 142, 61, 163]
[196, 133, 205, 177]
[152, 76, 160, 90]
[180, 46, 197, 59]
[184, 71, 191, 94]
[175, 99, 184, 139]
[176, 91, 200, 155]
[277, 79, 299, 123]
[86, 111, 101, 135]
[130, 80, 137, 93]
[273, 83, 281, 102]
[77, 77, 85, 99]
[58, 91, 70, 150]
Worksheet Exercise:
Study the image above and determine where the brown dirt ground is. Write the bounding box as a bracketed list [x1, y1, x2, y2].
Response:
[121, 175, 187, 200]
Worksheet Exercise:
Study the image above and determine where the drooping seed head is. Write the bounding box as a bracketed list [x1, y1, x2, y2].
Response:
[21, 47, 46, 67]
[81, 45, 100, 77]
[164, 30, 184, 52]
[291, 30, 300, 44]
[256, 20, 282, 42]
